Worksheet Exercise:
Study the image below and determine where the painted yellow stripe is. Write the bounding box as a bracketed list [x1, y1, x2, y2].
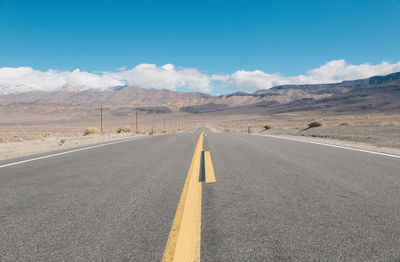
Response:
[203, 150, 216, 183]
[162, 132, 204, 262]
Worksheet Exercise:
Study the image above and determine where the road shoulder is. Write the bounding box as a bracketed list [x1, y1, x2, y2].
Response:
[254, 133, 400, 157]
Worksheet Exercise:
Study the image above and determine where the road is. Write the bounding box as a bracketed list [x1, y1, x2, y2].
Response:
[1, 128, 400, 261]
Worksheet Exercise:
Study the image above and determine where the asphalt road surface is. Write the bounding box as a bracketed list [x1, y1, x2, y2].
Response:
[1, 128, 400, 261]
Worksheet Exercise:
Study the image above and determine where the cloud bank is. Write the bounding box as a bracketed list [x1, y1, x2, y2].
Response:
[1, 60, 400, 94]
[109, 63, 213, 92]
[0, 67, 125, 93]
[213, 60, 400, 91]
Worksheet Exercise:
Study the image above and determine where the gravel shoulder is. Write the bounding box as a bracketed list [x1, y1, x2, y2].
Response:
[2, 124, 400, 161]
[257, 125, 400, 156]
[0, 133, 144, 161]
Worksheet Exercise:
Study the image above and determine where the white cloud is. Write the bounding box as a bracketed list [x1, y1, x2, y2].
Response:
[212, 70, 291, 91]
[303, 60, 400, 83]
[108, 63, 213, 92]
[214, 60, 400, 91]
[0, 60, 399, 94]
[0, 67, 125, 94]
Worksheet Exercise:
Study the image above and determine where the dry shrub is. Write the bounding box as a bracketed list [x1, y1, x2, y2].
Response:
[23, 134, 40, 141]
[117, 126, 134, 133]
[84, 127, 100, 136]
[264, 124, 274, 130]
[308, 121, 323, 128]
[0, 137, 5, 143]
[32, 134, 42, 140]
[339, 122, 353, 126]
[43, 132, 53, 137]
[381, 121, 398, 127]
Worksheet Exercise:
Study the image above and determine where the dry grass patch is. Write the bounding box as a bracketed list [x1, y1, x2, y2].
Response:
[117, 126, 134, 133]
[84, 127, 101, 136]
[43, 132, 53, 137]
[381, 121, 399, 127]
[15, 137, 24, 142]
[264, 124, 274, 130]
[308, 121, 324, 128]
[59, 139, 66, 146]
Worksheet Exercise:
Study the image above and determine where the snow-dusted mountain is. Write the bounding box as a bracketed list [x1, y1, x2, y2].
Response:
[0, 72, 399, 115]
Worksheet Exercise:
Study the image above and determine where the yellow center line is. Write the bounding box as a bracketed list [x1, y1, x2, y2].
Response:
[162, 131, 217, 261]
[203, 150, 216, 183]
[162, 131, 204, 262]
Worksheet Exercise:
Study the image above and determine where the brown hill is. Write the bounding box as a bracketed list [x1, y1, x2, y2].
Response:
[0, 85, 212, 115]
[0, 72, 399, 116]
[182, 72, 400, 114]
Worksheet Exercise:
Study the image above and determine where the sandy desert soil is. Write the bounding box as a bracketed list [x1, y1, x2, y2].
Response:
[211, 112, 400, 156]
[0, 111, 193, 160]
[1, 111, 400, 160]
[257, 127, 400, 156]
[265, 125, 400, 148]
[0, 133, 147, 161]
[0, 111, 192, 141]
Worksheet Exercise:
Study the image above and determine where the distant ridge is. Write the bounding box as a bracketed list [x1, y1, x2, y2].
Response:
[0, 72, 399, 115]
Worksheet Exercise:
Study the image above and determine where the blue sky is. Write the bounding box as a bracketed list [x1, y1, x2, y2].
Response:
[0, 0, 400, 94]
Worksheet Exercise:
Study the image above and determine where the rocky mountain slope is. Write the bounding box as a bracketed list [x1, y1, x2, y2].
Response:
[182, 72, 400, 114]
[1, 72, 399, 115]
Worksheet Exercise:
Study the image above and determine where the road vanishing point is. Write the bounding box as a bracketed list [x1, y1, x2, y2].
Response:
[1, 128, 400, 261]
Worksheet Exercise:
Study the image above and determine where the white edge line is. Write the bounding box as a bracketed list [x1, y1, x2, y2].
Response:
[0, 136, 146, 169]
[252, 133, 400, 159]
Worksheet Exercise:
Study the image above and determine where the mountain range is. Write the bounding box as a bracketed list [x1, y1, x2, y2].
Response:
[1, 72, 399, 116]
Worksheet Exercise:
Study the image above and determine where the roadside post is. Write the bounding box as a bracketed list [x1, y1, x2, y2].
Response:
[136, 111, 138, 134]
[100, 104, 103, 134]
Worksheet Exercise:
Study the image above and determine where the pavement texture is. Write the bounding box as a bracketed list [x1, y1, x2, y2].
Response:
[202, 131, 400, 261]
[0, 133, 198, 261]
[1, 128, 400, 261]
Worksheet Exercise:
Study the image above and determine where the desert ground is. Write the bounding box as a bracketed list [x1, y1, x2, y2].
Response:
[1, 110, 400, 160]
[0, 111, 197, 160]
[212, 111, 400, 155]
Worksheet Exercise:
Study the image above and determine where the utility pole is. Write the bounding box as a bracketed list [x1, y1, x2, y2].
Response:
[163, 118, 166, 132]
[135, 111, 138, 134]
[100, 104, 103, 134]
[151, 116, 155, 135]
[178, 120, 180, 129]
